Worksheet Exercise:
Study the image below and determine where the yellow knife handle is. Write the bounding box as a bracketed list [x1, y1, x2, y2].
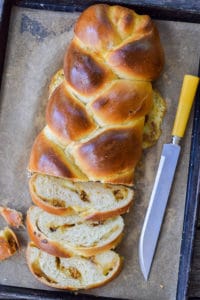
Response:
[172, 75, 199, 138]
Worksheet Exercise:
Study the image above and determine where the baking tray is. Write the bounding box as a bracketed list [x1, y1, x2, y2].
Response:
[0, 1, 200, 299]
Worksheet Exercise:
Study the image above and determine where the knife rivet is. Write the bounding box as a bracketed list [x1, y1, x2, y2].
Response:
[172, 135, 181, 145]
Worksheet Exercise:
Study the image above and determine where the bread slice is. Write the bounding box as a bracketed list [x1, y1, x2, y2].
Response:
[0, 227, 19, 260]
[27, 206, 124, 257]
[29, 173, 133, 220]
[0, 206, 23, 228]
[27, 242, 122, 290]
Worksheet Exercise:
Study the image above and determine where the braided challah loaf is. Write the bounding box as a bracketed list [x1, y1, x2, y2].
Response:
[26, 4, 165, 291]
[28, 4, 164, 185]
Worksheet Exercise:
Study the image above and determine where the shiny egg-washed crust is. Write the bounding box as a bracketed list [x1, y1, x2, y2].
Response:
[33, 68, 166, 152]
[72, 4, 164, 81]
[28, 4, 165, 185]
[26, 242, 122, 290]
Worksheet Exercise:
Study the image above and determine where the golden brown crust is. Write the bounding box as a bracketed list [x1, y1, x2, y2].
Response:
[72, 122, 144, 180]
[49, 70, 166, 151]
[106, 23, 164, 81]
[89, 80, 153, 125]
[74, 4, 164, 80]
[64, 40, 116, 98]
[74, 4, 121, 52]
[48, 69, 65, 96]
[46, 82, 97, 144]
[28, 129, 87, 181]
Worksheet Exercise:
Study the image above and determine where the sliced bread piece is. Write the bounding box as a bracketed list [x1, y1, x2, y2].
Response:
[27, 206, 124, 257]
[27, 242, 122, 290]
[29, 173, 133, 220]
[0, 227, 19, 260]
[0, 206, 23, 228]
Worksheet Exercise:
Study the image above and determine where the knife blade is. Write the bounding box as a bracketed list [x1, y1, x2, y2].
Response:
[139, 74, 200, 281]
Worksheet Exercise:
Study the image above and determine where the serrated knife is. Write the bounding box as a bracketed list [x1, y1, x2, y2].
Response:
[139, 74, 200, 280]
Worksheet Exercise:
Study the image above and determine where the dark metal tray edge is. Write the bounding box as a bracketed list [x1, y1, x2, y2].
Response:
[1, 1, 200, 299]
[176, 65, 200, 300]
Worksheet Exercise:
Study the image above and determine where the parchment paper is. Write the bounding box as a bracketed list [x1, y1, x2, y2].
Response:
[0, 6, 200, 300]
